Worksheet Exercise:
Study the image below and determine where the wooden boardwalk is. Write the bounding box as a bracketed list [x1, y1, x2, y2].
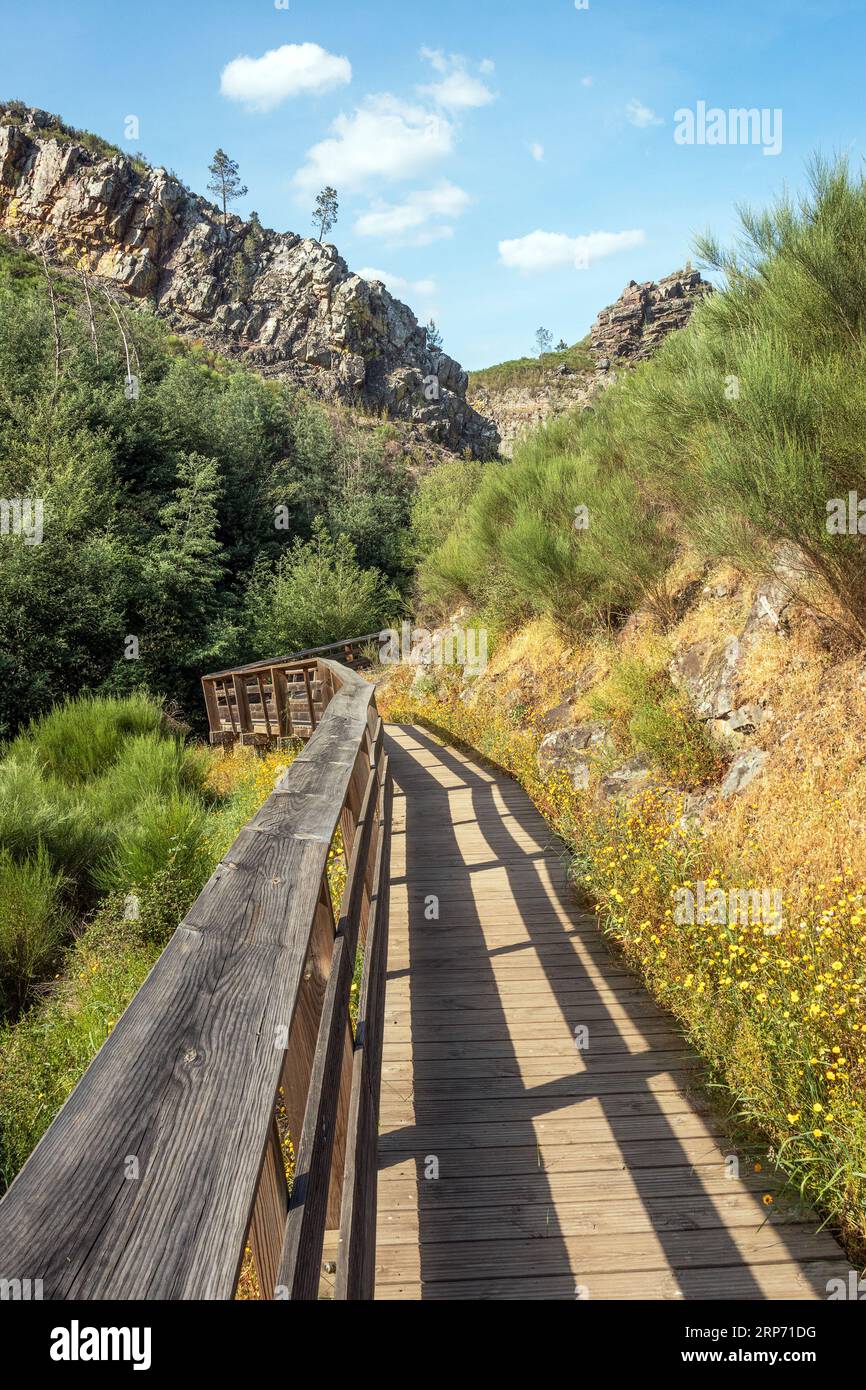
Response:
[374, 725, 851, 1300]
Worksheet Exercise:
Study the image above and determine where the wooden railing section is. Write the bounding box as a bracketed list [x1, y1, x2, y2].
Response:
[202, 634, 382, 745]
[0, 659, 392, 1300]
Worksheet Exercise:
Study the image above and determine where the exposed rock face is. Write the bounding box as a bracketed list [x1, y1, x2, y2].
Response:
[589, 267, 712, 365]
[536, 721, 611, 790]
[469, 367, 615, 460]
[720, 748, 768, 797]
[0, 105, 498, 457]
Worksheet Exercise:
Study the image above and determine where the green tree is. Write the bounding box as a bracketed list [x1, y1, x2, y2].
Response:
[241, 519, 398, 656]
[207, 149, 248, 235]
[535, 327, 553, 356]
[426, 319, 444, 351]
[313, 186, 339, 242]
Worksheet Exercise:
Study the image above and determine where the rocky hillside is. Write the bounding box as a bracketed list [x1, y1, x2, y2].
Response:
[0, 103, 498, 457]
[469, 267, 711, 457]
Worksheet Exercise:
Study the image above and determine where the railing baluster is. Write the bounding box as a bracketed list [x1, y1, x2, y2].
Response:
[276, 757, 380, 1299]
[248, 1118, 289, 1299]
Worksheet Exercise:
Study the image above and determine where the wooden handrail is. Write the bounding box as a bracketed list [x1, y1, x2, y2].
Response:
[0, 658, 392, 1301]
[203, 633, 382, 682]
[202, 648, 381, 746]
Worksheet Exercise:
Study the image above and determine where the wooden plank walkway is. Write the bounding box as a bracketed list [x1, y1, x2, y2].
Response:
[374, 724, 852, 1300]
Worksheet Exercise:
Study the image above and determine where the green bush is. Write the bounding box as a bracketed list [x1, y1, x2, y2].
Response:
[242, 519, 400, 654]
[94, 791, 212, 898]
[0, 235, 417, 735]
[12, 693, 164, 782]
[588, 655, 722, 785]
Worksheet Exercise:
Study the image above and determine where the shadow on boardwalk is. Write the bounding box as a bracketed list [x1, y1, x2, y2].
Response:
[374, 724, 850, 1300]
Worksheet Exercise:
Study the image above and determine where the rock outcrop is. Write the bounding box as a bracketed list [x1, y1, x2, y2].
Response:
[0, 104, 498, 457]
[589, 267, 712, 365]
[469, 365, 615, 460]
[468, 267, 712, 458]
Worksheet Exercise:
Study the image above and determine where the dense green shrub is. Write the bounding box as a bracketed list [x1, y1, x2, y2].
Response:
[422, 158, 866, 641]
[242, 520, 400, 653]
[0, 695, 217, 1014]
[0, 848, 70, 1015]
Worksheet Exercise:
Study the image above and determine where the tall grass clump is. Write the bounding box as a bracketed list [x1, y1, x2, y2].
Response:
[0, 849, 70, 1015]
[0, 694, 217, 1014]
[11, 693, 164, 782]
[0, 742, 300, 1190]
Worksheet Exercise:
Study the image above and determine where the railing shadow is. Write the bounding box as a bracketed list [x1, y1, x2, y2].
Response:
[378, 723, 846, 1299]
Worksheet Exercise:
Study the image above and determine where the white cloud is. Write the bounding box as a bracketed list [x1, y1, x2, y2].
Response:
[220, 43, 351, 113]
[581, 75, 594, 87]
[529, 142, 544, 162]
[419, 46, 449, 74]
[354, 181, 471, 245]
[498, 228, 646, 274]
[418, 49, 496, 111]
[294, 95, 454, 195]
[357, 267, 436, 299]
[626, 98, 663, 128]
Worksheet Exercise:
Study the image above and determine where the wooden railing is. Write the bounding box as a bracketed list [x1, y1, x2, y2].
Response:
[202, 635, 382, 745]
[0, 659, 391, 1300]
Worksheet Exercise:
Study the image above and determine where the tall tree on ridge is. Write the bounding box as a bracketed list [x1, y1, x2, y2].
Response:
[313, 186, 339, 243]
[207, 149, 248, 236]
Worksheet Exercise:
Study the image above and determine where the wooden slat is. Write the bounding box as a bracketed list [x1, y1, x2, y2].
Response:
[335, 760, 392, 1299]
[271, 665, 291, 738]
[248, 1119, 289, 1297]
[276, 758, 380, 1299]
[303, 665, 317, 731]
[256, 673, 273, 739]
[232, 672, 252, 736]
[222, 677, 237, 734]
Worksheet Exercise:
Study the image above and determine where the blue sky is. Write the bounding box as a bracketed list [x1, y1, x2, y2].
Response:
[2, 0, 864, 368]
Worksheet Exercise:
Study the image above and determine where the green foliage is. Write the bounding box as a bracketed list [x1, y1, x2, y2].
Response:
[0, 875, 192, 1188]
[411, 456, 486, 563]
[0, 235, 413, 734]
[11, 692, 163, 782]
[587, 655, 722, 785]
[313, 185, 339, 242]
[0, 695, 216, 1014]
[468, 339, 594, 392]
[429, 158, 866, 643]
[0, 848, 70, 1016]
[242, 520, 400, 653]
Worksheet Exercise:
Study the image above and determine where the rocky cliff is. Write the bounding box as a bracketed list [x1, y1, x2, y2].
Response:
[469, 267, 712, 457]
[0, 104, 498, 457]
[589, 266, 712, 366]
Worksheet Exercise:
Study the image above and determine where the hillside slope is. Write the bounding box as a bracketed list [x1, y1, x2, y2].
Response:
[0, 102, 498, 457]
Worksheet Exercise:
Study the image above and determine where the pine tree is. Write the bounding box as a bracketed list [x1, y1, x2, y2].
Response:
[426, 319, 444, 351]
[313, 187, 339, 242]
[207, 149, 248, 236]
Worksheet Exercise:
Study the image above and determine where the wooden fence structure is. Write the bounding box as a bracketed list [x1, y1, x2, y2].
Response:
[201, 634, 382, 746]
[0, 658, 392, 1300]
